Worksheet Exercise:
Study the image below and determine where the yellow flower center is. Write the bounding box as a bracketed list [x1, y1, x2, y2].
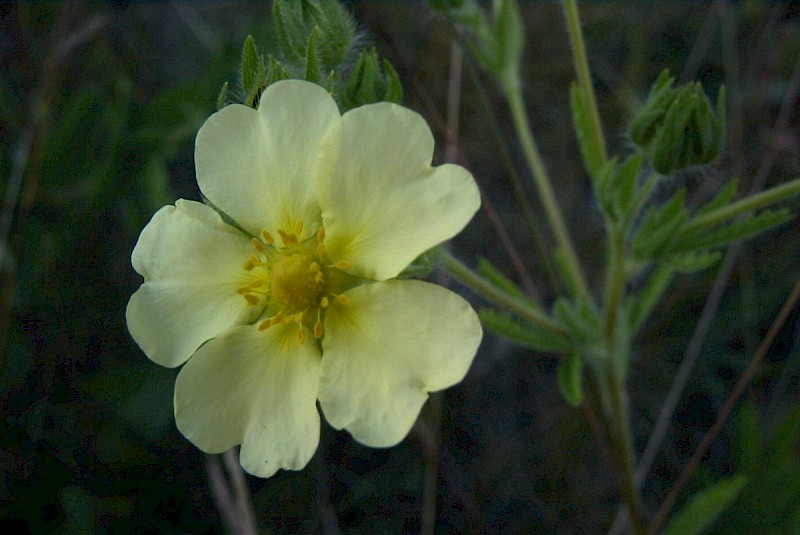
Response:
[269, 253, 325, 314]
[237, 222, 351, 344]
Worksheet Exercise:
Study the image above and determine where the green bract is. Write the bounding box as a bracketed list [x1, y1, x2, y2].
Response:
[126, 80, 482, 478]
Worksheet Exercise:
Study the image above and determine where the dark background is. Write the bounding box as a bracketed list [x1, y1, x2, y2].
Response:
[2, 1, 799, 533]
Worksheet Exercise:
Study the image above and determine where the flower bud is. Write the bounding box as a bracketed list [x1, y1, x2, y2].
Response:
[630, 70, 725, 174]
[341, 48, 402, 110]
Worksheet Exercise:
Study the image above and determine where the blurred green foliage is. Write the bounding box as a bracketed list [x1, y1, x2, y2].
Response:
[1, 1, 799, 533]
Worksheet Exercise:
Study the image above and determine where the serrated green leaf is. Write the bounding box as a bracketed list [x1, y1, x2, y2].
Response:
[552, 298, 600, 345]
[479, 309, 573, 352]
[698, 179, 738, 216]
[557, 351, 583, 406]
[571, 82, 605, 179]
[672, 209, 793, 252]
[613, 154, 642, 219]
[632, 188, 688, 258]
[664, 250, 721, 273]
[661, 475, 748, 535]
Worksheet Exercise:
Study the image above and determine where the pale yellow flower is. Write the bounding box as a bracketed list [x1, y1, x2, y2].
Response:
[126, 80, 482, 477]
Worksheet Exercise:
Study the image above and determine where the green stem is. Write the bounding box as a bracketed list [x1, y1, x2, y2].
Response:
[501, 78, 591, 300]
[605, 366, 647, 535]
[440, 249, 567, 337]
[562, 0, 608, 164]
[680, 177, 800, 236]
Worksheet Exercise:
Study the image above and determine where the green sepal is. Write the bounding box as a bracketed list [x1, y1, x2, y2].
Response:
[479, 308, 573, 352]
[241, 36, 267, 108]
[304, 26, 322, 83]
[632, 188, 688, 258]
[397, 247, 440, 280]
[661, 475, 748, 535]
[557, 351, 583, 406]
[265, 54, 291, 87]
[570, 82, 604, 179]
[216, 81, 228, 111]
[241, 35, 260, 96]
[342, 48, 404, 110]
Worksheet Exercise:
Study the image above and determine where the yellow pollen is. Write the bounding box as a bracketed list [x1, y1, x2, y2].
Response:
[297, 328, 305, 344]
[314, 320, 323, 339]
[258, 319, 271, 331]
[316, 227, 325, 242]
[335, 260, 351, 270]
[320, 296, 329, 308]
[261, 230, 274, 244]
[335, 294, 350, 305]
[316, 243, 326, 257]
[244, 294, 260, 306]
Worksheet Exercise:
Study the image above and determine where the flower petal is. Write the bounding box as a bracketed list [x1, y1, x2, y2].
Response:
[316, 103, 480, 281]
[174, 323, 321, 478]
[126, 200, 258, 368]
[195, 80, 340, 240]
[318, 280, 482, 447]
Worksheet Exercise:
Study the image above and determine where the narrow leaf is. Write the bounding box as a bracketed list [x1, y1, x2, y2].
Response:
[673, 209, 793, 252]
[476, 256, 525, 300]
[570, 82, 604, 179]
[661, 475, 748, 535]
[241, 35, 258, 95]
[479, 309, 573, 352]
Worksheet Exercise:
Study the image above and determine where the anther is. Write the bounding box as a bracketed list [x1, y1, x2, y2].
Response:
[251, 237, 265, 252]
[335, 260, 352, 270]
[297, 328, 305, 344]
[314, 320, 323, 339]
[244, 294, 260, 306]
[278, 229, 297, 246]
[243, 254, 260, 270]
[320, 296, 329, 308]
[335, 294, 350, 305]
[294, 220, 304, 236]
[316, 243, 326, 257]
[257, 319, 272, 331]
[316, 227, 325, 242]
[261, 230, 274, 244]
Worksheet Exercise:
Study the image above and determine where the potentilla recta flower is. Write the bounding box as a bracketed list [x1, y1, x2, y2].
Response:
[126, 80, 482, 477]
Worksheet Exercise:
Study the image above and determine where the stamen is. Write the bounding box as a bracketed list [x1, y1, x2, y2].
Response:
[335, 294, 350, 305]
[335, 260, 351, 270]
[320, 296, 329, 308]
[293, 311, 304, 323]
[244, 294, 260, 306]
[278, 229, 297, 246]
[316, 243, 326, 257]
[261, 230, 274, 244]
[294, 220, 304, 236]
[316, 227, 325, 242]
[251, 237, 265, 252]
[257, 319, 272, 331]
[297, 327, 305, 344]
